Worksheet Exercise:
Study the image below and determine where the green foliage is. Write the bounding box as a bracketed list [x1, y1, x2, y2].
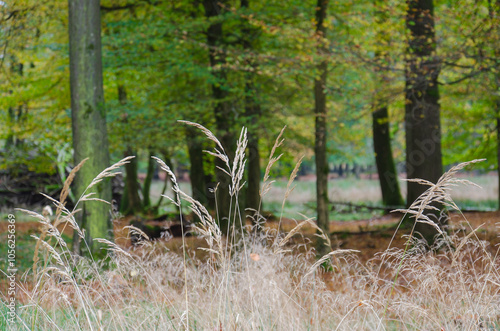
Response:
[0, 0, 498, 179]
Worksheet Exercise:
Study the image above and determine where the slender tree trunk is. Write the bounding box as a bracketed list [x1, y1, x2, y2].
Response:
[6, 61, 25, 149]
[372, 107, 404, 207]
[156, 152, 180, 215]
[68, 0, 112, 257]
[495, 100, 500, 210]
[143, 150, 156, 213]
[203, 0, 235, 234]
[117, 84, 142, 216]
[186, 128, 208, 207]
[372, 0, 404, 208]
[492, 0, 500, 210]
[241, 0, 262, 226]
[122, 148, 143, 216]
[314, 0, 331, 256]
[246, 121, 261, 220]
[404, 0, 444, 241]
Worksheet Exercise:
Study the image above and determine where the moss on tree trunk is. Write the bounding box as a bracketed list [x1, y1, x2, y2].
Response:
[68, 0, 112, 257]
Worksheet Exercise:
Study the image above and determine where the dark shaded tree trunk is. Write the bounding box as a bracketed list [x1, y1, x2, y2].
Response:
[404, 0, 444, 241]
[246, 120, 261, 220]
[122, 148, 143, 216]
[314, 0, 331, 256]
[143, 150, 156, 213]
[6, 61, 25, 149]
[372, 107, 404, 207]
[241, 0, 262, 226]
[372, 0, 404, 208]
[203, 0, 235, 234]
[186, 128, 208, 206]
[156, 151, 180, 215]
[68, 0, 112, 257]
[117, 83, 142, 216]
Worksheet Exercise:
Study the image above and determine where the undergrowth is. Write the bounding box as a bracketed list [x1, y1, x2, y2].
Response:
[1, 123, 499, 330]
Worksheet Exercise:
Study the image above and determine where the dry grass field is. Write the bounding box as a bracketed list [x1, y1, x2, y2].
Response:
[1, 126, 500, 330]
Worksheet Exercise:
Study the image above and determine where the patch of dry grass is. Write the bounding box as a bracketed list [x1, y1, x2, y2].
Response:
[3, 126, 500, 330]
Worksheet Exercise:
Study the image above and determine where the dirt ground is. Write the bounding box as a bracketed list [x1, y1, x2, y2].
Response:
[4, 210, 499, 263]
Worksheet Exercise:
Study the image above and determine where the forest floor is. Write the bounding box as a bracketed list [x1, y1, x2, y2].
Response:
[2, 174, 498, 276]
[3, 210, 499, 273]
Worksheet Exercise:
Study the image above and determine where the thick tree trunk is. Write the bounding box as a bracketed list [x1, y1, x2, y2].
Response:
[404, 0, 444, 241]
[203, 0, 235, 234]
[372, 106, 404, 207]
[68, 0, 112, 257]
[314, 0, 331, 256]
[241, 0, 262, 226]
[187, 128, 208, 206]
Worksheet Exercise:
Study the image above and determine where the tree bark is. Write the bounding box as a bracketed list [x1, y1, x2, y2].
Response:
[241, 0, 262, 226]
[372, 0, 404, 209]
[186, 128, 208, 207]
[156, 152, 180, 215]
[372, 106, 404, 207]
[497, 104, 500, 210]
[314, 0, 331, 256]
[122, 148, 143, 216]
[492, 0, 500, 210]
[6, 61, 25, 149]
[117, 84, 143, 216]
[203, 0, 235, 234]
[68, 0, 112, 257]
[143, 150, 156, 213]
[404, 0, 444, 241]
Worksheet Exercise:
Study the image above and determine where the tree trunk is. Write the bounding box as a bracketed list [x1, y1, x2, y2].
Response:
[6, 61, 25, 149]
[143, 150, 156, 213]
[117, 83, 143, 216]
[372, 106, 404, 207]
[372, 0, 404, 209]
[68, 0, 112, 257]
[492, 0, 500, 210]
[156, 152, 180, 215]
[497, 102, 500, 210]
[122, 148, 143, 216]
[187, 128, 208, 206]
[246, 123, 261, 221]
[314, 0, 331, 256]
[404, 0, 444, 241]
[203, 0, 235, 234]
[241, 0, 262, 226]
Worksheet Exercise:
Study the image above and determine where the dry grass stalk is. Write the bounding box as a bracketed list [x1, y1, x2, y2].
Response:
[261, 126, 286, 197]
[178, 120, 230, 169]
[394, 159, 485, 237]
[13, 124, 499, 331]
[56, 158, 88, 223]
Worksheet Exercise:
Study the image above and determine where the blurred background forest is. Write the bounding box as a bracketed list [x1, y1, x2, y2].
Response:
[1, 0, 499, 228]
